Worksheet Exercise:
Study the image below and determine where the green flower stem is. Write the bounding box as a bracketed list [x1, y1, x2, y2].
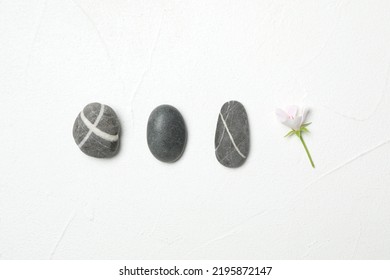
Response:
[298, 134, 315, 168]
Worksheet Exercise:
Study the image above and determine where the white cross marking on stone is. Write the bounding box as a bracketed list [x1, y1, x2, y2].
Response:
[78, 104, 119, 148]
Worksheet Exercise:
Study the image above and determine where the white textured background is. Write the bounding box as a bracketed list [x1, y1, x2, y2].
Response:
[1, 0, 390, 259]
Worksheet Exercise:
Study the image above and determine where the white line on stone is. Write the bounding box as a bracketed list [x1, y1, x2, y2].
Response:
[78, 104, 105, 148]
[215, 102, 231, 151]
[78, 104, 118, 148]
[219, 112, 246, 159]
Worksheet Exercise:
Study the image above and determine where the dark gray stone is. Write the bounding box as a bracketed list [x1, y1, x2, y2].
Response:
[215, 100, 249, 168]
[73, 102, 120, 158]
[147, 105, 187, 163]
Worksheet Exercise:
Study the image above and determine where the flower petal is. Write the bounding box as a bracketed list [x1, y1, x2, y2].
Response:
[283, 116, 302, 130]
[301, 107, 309, 125]
[286, 105, 298, 118]
[275, 108, 288, 123]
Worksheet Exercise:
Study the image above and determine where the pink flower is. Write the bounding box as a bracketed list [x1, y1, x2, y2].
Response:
[275, 105, 308, 131]
[275, 105, 315, 168]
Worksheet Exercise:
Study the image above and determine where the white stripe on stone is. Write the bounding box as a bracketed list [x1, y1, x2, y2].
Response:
[219, 112, 246, 159]
[215, 102, 232, 151]
[78, 104, 119, 148]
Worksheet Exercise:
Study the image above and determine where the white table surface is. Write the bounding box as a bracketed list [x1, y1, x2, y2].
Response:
[1, 0, 390, 259]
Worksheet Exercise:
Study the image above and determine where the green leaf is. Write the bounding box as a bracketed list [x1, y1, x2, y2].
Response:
[284, 130, 295, 137]
[301, 127, 310, 133]
[301, 122, 312, 127]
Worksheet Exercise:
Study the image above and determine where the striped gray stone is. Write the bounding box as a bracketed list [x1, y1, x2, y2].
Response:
[215, 100, 250, 168]
[73, 102, 120, 158]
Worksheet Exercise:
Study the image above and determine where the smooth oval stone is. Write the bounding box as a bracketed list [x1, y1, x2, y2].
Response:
[215, 100, 250, 168]
[73, 102, 121, 158]
[147, 105, 187, 163]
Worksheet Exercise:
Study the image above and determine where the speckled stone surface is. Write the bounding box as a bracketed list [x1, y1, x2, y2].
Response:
[215, 100, 250, 168]
[73, 102, 120, 158]
[147, 105, 187, 163]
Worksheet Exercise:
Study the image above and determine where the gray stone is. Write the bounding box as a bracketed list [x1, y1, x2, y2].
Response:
[147, 105, 187, 163]
[215, 100, 249, 168]
[73, 102, 120, 158]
